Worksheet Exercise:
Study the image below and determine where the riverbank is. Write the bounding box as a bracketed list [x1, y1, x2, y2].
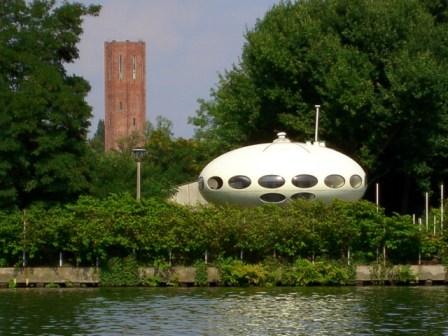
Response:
[0, 265, 447, 288]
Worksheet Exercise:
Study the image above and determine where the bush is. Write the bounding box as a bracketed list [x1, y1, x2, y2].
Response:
[100, 255, 140, 287]
[292, 259, 354, 286]
[194, 261, 209, 286]
[217, 258, 268, 286]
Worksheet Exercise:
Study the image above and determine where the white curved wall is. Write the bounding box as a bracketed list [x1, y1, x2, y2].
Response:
[198, 134, 366, 206]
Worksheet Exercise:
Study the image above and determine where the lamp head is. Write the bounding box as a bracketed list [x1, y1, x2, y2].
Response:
[132, 147, 146, 161]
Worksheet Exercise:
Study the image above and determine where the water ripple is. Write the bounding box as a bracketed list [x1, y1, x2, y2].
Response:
[0, 287, 448, 335]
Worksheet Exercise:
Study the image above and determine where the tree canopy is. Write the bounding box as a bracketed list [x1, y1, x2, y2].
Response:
[87, 117, 210, 200]
[191, 0, 448, 213]
[0, 0, 100, 209]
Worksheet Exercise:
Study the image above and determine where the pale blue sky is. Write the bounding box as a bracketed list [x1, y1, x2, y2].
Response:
[66, 0, 282, 138]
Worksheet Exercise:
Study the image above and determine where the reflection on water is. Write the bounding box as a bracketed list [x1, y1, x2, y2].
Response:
[0, 287, 448, 335]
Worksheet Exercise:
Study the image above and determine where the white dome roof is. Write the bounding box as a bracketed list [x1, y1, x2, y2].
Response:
[199, 133, 366, 206]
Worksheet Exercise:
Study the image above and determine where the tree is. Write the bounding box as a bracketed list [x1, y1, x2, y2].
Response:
[89, 119, 105, 153]
[190, 0, 448, 213]
[0, 0, 100, 209]
[88, 116, 210, 200]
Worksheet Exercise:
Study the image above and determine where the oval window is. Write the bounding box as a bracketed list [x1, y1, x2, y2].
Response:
[292, 174, 318, 188]
[291, 192, 316, 200]
[258, 175, 285, 188]
[350, 175, 363, 189]
[260, 193, 286, 203]
[207, 176, 223, 190]
[228, 175, 251, 189]
[324, 175, 345, 189]
[198, 176, 204, 191]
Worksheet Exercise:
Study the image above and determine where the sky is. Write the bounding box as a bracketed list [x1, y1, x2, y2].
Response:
[66, 0, 281, 138]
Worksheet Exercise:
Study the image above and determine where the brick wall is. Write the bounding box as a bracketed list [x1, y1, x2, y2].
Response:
[104, 40, 146, 151]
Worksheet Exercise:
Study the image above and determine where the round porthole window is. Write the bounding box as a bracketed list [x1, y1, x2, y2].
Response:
[258, 175, 285, 188]
[228, 175, 251, 189]
[292, 174, 318, 188]
[350, 175, 363, 189]
[207, 176, 223, 190]
[291, 192, 316, 200]
[324, 175, 345, 189]
[260, 193, 286, 203]
[198, 176, 204, 191]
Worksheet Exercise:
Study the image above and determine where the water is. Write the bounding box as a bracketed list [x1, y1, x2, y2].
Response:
[0, 286, 448, 335]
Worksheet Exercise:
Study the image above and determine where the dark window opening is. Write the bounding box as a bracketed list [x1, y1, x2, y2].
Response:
[207, 176, 223, 190]
[291, 192, 316, 200]
[228, 175, 251, 189]
[292, 174, 318, 188]
[258, 175, 285, 188]
[324, 175, 345, 188]
[260, 193, 286, 203]
[350, 175, 362, 188]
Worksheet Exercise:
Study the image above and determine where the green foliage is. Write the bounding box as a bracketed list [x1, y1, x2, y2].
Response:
[292, 259, 354, 286]
[0, 197, 446, 269]
[100, 255, 140, 287]
[8, 279, 17, 289]
[87, 118, 211, 201]
[369, 262, 416, 284]
[217, 258, 268, 286]
[293, 259, 324, 286]
[194, 261, 209, 287]
[0, 0, 100, 209]
[191, 0, 448, 212]
[217, 257, 353, 287]
[396, 265, 416, 284]
[89, 119, 105, 153]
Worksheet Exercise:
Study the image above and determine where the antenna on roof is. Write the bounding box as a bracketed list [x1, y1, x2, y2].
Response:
[314, 104, 320, 143]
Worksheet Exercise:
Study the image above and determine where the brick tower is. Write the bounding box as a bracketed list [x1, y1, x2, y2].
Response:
[104, 40, 146, 151]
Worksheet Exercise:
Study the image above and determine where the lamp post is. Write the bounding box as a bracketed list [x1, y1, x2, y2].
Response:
[132, 147, 146, 201]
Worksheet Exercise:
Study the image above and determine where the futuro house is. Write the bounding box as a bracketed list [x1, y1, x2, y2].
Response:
[198, 132, 366, 206]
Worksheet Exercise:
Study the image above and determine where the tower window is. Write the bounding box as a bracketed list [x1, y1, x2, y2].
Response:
[132, 55, 137, 80]
[119, 101, 123, 111]
[133, 118, 136, 126]
[107, 55, 112, 80]
[118, 54, 123, 80]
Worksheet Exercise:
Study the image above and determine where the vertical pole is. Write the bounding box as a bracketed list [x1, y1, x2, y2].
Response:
[412, 214, 416, 225]
[59, 251, 63, 267]
[376, 183, 379, 212]
[425, 192, 429, 231]
[204, 250, 208, 265]
[23, 210, 26, 268]
[433, 216, 437, 236]
[347, 247, 351, 266]
[136, 161, 141, 201]
[441, 184, 444, 234]
[418, 218, 422, 265]
[314, 105, 320, 143]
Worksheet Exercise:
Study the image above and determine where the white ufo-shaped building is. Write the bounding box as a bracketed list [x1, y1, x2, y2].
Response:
[198, 132, 366, 206]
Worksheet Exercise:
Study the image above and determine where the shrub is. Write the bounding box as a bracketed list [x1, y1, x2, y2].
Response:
[100, 255, 140, 287]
